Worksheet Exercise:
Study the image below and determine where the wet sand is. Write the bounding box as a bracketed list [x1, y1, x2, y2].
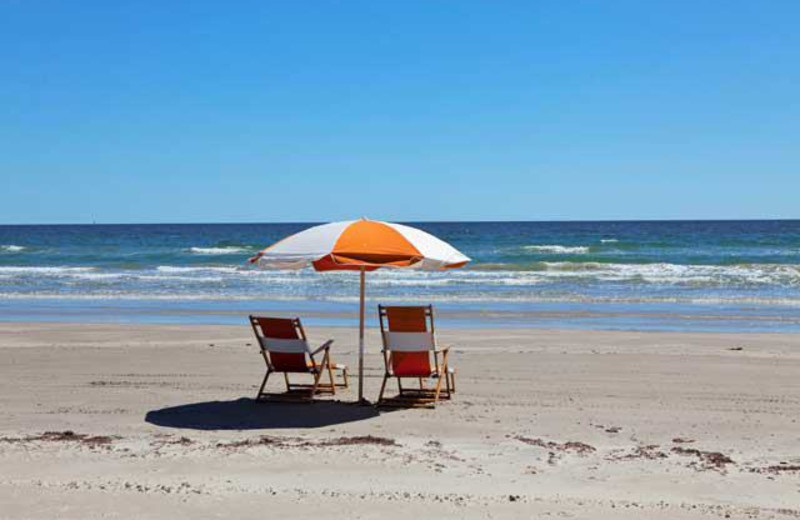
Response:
[1, 322, 799, 519]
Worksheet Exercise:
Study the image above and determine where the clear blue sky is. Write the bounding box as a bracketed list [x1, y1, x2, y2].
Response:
[1, 1, 798, 224]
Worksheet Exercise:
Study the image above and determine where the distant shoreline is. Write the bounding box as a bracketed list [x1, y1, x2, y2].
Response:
[2, 297, 800, 333]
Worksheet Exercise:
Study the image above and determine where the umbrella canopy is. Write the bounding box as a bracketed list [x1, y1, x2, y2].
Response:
[249, 219, 470, 402]
[250, 219, 469, 271]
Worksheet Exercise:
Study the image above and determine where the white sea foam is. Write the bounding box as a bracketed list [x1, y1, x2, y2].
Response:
[47, 271, 223, 283]
[463, 262, 800, 286]
[361, 262, 800, 288]
[523, 245, 590, 254]
[0, 245, 26, 252]
[0, 292, 267, 301]
[161, 261, 800, 288]
[156, 265, 240, 274]
[2, 262, 798, 288]
[154, 265, 306, 283]
[0, 266, 95, 275]
[2, 261, 799, 309]
[139, 274, 226, 283]
[189, 246, 250, 255]
[2, 291, 800, 309]
[302, 293, 800, 307]
[600, 238, 618, 243]
[367, 278, 453, 287]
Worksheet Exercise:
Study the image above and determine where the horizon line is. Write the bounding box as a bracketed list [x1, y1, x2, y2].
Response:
[1, 217, 799, 226]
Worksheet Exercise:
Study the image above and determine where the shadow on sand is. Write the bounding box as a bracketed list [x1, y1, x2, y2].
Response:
[145, 398, 382, 430]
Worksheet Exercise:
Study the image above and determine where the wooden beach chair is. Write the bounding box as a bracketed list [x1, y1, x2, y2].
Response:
[377, 305, 455, 407]
[248, 316, 348, 401]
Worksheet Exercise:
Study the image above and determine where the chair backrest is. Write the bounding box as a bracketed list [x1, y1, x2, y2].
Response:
[378, 305, 437, 377]
[249, 316, 312, 372]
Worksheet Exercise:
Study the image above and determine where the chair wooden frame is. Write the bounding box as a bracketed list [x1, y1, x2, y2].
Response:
[377, 305, 455, 408]
[249, 316, 348, 402]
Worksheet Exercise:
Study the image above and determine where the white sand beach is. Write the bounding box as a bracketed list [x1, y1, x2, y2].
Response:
[1, 322, 798, 519]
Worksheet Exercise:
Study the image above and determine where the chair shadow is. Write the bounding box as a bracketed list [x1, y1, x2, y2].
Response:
[145, 398, 382, 431]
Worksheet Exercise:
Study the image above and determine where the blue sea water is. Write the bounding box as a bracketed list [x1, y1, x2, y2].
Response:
[1, 221, 799, 331]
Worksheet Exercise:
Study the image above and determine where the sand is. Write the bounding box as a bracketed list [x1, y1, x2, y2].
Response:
[1, 321, 799, 519]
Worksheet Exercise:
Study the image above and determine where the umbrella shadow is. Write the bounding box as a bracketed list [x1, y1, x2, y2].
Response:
[145, 398, 383, 431]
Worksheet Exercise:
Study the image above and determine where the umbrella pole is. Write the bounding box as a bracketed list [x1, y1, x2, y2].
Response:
[358, 266, 366, 403]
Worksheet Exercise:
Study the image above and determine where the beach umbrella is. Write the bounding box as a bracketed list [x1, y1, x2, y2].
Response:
[249, 218, 470, 402]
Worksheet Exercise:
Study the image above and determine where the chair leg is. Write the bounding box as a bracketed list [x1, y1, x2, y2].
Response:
[327, 360, 336, 396]
[378, 374, 389, 404]
[397, 378, 403, 395]
[433, 371, 444, 404]
[310, 368, 323, 399]
[284, 373, 291, 392]
[256, 370, 271, 400]
[444, 369, 452, 398]
[450, 371, 456, 393]
[419, 377, 424, 390]
[341, 368, 349, 388]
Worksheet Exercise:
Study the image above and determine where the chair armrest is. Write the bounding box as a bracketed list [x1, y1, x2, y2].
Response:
[435, 347, 452, 367]
[435, 346, 452, 356]
[311, 339, 334, 356]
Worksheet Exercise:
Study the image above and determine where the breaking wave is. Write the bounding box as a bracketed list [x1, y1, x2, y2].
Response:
[188, 246, 251, 255]
[1, 262, 799, 289]
[523, 245, 590, 254]
[0, 266, 95, 275]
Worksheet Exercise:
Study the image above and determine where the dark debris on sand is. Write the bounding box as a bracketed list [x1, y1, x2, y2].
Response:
[749, 463, 800, 475]
[607, 444, 669, 461]
[512, 435, 596, 455]
[319, 435, 398, 447]
[0, 430, 118, 447]
[592, 424, 622, 434]
[216, 435, 399, 450]
[153, 436, 194, 446]
[671, 446, 734, 470]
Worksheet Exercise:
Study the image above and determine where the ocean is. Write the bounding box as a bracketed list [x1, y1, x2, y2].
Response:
[1, 220, 799, 332]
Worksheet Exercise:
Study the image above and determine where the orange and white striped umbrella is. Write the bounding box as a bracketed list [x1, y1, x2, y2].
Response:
[249, 219, 469, 271]
[249, 219, 470, 403]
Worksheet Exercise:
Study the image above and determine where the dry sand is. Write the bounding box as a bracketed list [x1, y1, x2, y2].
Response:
[1, 322, 799, 519]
